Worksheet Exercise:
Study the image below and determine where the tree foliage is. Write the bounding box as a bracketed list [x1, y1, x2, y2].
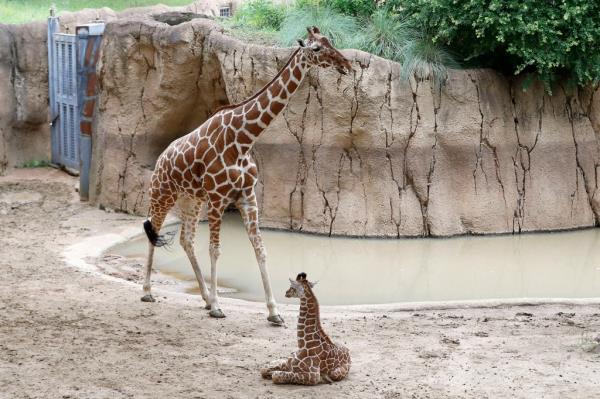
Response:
[396, 0, 600, 88]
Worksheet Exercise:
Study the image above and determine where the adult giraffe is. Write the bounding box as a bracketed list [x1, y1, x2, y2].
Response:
[141, 26, 352, 325]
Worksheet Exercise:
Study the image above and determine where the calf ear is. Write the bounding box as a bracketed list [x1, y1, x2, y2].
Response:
[308, 281, 317, 288]
[297, 39, 305, 47]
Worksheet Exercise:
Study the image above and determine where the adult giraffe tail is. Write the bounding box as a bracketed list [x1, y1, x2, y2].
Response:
[143, 219, 174, 247]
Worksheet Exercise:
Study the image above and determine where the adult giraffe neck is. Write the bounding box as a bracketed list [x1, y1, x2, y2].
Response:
[227, 48, 312, 154]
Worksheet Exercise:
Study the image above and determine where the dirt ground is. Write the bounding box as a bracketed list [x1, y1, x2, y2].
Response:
[1, 168, 599, 399]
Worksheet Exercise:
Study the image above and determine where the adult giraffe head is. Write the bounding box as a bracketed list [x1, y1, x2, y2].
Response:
[297, 26, 353, 75]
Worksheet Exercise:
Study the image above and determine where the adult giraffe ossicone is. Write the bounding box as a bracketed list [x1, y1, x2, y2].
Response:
[141, 26, 352, 325]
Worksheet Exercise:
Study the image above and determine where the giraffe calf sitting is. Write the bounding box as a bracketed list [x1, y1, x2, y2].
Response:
[261, 273, 351, 385]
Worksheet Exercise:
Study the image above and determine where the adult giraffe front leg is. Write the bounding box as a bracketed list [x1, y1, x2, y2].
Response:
[207, 200, 226, 318]
[237, 192, 283, 326]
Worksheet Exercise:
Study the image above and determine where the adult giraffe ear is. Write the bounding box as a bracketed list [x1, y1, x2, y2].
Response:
[297, 39, 305, 47]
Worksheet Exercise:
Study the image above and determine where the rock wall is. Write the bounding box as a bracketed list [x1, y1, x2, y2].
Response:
[0, 20, 51, 172]
[0, 10, 120, 174]
[90, 17, 600, 237]
[2, 7, 599, 237]
[0, 2, 219, 174]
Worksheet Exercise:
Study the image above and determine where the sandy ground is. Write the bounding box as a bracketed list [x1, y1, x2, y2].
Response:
[1, 168, 600, 399]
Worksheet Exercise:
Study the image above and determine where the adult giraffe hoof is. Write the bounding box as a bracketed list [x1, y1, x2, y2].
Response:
[204, 303, 211, 310]
[209, 308, 226, 318]
[268, 314, 284, 326]
[140, 294, 156, 302]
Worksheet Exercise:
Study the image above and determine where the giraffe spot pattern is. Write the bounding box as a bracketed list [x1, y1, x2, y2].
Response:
[145, 43, 350, 319]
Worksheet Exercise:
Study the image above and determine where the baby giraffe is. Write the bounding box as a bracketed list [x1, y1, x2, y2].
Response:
[261, 273, 351, 385]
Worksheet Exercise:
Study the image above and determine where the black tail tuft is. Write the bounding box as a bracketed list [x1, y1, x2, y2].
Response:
[144, 219, 174, 247]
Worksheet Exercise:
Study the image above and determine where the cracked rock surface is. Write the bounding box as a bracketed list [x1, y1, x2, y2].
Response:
[2, 9, 600, 237]
[90, 17, 600, 237]
[0, 2, 218, 175]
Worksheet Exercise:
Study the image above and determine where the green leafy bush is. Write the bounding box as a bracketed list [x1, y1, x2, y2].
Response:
[321, 0, 377, 16]
[221, 0, 459, 87]
[231, 0, 286, 31]
[396, 0, 600, 89]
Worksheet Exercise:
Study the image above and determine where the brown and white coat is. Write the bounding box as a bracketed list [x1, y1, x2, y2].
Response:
[140, 27, 353, 324]
[261, 272, 351, 384]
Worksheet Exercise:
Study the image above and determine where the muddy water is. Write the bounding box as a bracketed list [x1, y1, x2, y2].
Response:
[111, 213, 600, 305]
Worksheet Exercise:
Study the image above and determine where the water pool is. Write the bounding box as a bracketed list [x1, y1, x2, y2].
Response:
[110, 213, 600, 305]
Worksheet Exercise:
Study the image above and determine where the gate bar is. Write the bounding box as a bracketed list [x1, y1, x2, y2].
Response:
[47, 10, 60, 164]
[76, 22, 104, 201]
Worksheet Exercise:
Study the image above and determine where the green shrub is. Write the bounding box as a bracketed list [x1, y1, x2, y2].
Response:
[396, 0, 600, 89]
[231, 0, 286, 31]
[278, 5, 361, 48]
[18, 160, 51, 168]
[321, 0, 377, 17]
[222, 0, 460, 88]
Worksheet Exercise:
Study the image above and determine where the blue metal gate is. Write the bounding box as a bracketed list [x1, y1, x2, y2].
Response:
[48, 14, 104, 200]
[49, 30, 79, 170]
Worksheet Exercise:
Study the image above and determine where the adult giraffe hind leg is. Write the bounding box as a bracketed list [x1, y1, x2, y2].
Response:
[237, 193, 283, 326]
[176, 196, 211, 309]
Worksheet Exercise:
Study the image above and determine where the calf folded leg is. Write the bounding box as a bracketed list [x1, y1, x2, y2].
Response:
[260, 358, 290, 379]
[271, 370, 320, 385]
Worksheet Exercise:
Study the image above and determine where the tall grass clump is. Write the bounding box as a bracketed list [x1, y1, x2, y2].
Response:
[359, 9, 458, 88]
[359, 8, 410, 62]
[278, 5, 361, 48]
[399, 31, 459, 89]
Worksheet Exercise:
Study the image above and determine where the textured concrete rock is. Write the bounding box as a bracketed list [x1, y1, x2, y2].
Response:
[0, 9, 122, 173]
[2, 7, 600, 236]
[0, 2, 218, 174]
[89, 17, 600, 237]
